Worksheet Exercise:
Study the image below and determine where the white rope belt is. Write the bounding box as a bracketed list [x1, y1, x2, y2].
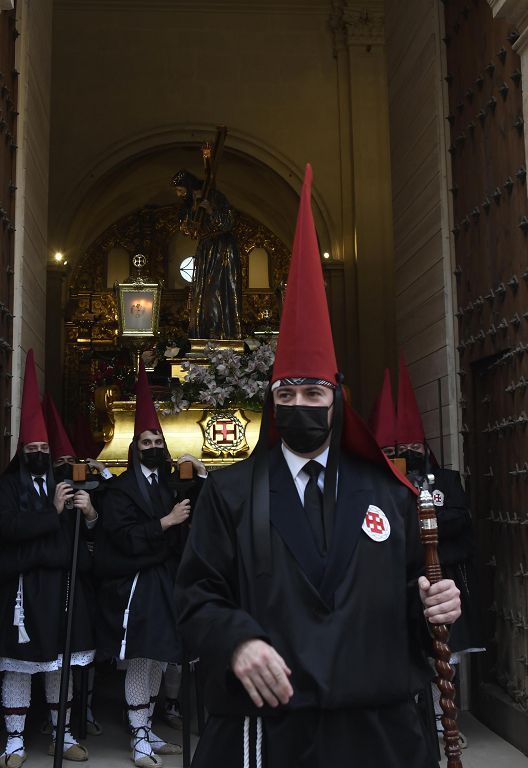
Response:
[13, 574, 30, 644]
[243, 716, 263, 768]
[119, 571, 140, 661]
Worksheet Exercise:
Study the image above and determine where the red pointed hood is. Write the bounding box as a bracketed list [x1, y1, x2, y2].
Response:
[43, 393, 76, 460]
[396, 354, 425, 444]
[272, 164, 337, 385]
[70, 413, 103, 459]
[265, 165, 416, 494]
[134, 359, 162, 439]
[19, 349, 48, 446]
[368, 368, 396, 449]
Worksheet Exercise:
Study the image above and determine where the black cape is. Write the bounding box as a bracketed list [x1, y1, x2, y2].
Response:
[176, 445, 437, 768]
[95, 467, 196, 662]
[0, 473, 95, 662]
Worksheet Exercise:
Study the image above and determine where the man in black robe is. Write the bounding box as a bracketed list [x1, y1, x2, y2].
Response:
[95, 361, 206, 768]
[43, 391, 113, 738]
[0, 350, 95, 767]
[175, 165, 461, 768]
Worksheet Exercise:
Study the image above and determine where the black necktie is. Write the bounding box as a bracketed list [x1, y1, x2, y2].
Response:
[303, 460, 325, 554]
[148, 472, 163, 510]
[35, 476, 47, 499]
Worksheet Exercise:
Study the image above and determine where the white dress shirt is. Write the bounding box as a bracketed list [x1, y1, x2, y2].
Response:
[32, 474, 48, 496]
[141, 464, 159, 483]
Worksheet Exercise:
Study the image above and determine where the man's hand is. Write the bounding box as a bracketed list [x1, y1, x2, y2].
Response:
[86, 458, 106, 474]
[419, 577, 461, 624]
[53, 481, 74, 514]
[232, 639, 293, 709]
[73, 490, 97, 521]
[177, 454, 207, 478]
[160, 499, 191, 530]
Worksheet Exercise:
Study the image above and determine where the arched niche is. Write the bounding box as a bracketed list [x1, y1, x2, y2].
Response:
[248, 247, 270, 289]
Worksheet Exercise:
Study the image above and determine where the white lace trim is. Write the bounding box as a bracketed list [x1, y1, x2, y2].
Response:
[0, 650, 95, 674]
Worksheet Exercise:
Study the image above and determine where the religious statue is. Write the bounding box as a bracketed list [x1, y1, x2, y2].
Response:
[171, 169, 242, 340]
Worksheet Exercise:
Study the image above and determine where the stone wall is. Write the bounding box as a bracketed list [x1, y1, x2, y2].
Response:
[385, 0, 461, 467]
[10, 0, 53, 449]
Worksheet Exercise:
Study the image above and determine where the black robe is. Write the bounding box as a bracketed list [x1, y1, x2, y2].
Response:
[430, 468, 483, 653]
[0, 473, 95, 662]
[176, 445, 437, 768]
[95, 468, 191, 662]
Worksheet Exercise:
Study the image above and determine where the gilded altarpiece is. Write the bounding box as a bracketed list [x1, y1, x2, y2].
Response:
[63, 205, 290, 447]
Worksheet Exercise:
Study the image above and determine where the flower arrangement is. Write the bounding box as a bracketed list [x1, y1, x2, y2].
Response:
[164, 339, 276, 414]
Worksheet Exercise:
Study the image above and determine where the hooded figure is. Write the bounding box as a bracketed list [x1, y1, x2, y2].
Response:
[368, 367, 397, 455]
[175, 165, 460, 768]
[395, 353, 428, 473]
[0, 350, 95, 766]
[43, 391, 110, 738]
[95, 360, 204, 766]
[171, 168, 242, 339]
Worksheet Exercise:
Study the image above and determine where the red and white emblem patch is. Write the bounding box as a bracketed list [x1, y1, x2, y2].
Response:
[432, 490, 445, 507]
[362, 505, 391, 542]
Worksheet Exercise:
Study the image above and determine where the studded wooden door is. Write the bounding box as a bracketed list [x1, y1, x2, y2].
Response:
[444, 0, 528, 749]
[0, 4, 17, 470]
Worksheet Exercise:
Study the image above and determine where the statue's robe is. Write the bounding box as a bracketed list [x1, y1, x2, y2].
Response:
[184, 188, 242, 340]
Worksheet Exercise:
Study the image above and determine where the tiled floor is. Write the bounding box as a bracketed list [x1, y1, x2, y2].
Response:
[3, 670, 527, 767]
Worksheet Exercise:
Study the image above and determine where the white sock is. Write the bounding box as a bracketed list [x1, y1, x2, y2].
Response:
[126, 658, 154, 759]
[2, 671, 30, 756]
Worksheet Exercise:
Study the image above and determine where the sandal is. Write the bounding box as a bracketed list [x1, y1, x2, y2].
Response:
[0, 750, 27, 768]
[48, 739, 89, 762]
[130, 727, 163, 768]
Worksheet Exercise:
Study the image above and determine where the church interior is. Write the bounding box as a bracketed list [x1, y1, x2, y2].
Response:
[2, 0, 528, 764]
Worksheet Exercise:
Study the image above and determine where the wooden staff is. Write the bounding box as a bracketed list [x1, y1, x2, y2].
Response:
[417, 474, 463, 768]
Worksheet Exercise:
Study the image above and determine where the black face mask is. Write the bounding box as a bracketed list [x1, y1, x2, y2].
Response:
[275, 405, 331, 454]
[54, 463, 73, 482]
[140, 447, 165, 469]
[398, 449, 425, 474]
[25, 451, 50, 476]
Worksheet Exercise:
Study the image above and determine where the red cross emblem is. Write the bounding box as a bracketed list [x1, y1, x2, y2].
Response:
[432, 490, 444, 506]
[362, 505, 391, 542]
[365, 510, 385, 534]
[212, 420, 238, 445]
